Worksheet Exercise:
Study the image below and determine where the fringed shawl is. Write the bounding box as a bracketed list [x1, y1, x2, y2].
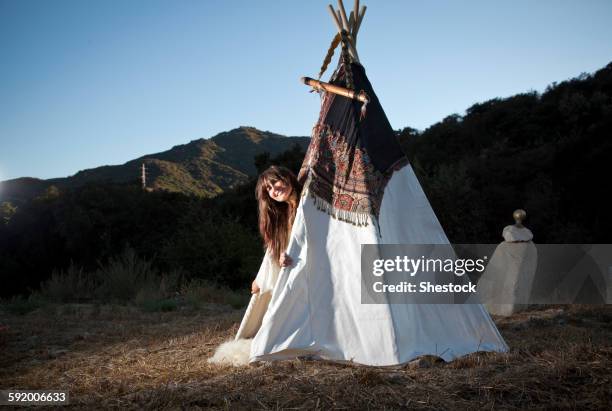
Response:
[298, 61, 409, 229]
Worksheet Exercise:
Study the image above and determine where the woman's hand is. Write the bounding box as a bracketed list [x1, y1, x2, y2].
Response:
[251, 280, 260, 294]
[279, 253, 293, 267]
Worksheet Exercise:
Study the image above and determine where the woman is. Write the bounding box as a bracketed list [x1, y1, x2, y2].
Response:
[208, 165, 303, 366]
[251, 165, 302, 295]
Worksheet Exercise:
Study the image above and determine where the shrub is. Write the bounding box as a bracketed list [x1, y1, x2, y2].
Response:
[0, 294, 46, 315]
[134, 268, 185, 312]
[39, 262, 96, 303]
[181, 278, 249, 309]
[95, 246, 159, 302]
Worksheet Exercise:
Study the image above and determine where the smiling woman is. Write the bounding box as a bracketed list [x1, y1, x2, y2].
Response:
[208, 165, 303, 365]
[254, 166, 302, 267]
[265, 178, 292, 203]
[208, 165, 304, 353]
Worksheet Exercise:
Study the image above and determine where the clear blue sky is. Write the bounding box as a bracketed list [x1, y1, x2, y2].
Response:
[1, 0, 611, 181]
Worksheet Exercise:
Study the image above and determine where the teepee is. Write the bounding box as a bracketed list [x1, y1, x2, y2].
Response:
[210, 0, 508, 367]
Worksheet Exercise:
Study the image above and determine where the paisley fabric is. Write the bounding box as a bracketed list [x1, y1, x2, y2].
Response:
[298, 60, 408, 227]
[299, 123, 407, 226]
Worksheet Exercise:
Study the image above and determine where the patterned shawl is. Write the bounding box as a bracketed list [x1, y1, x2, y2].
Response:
[298, 61, 409, 229]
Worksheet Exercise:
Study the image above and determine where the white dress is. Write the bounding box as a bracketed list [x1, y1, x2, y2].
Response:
[254, 248, 281, 295]
[234, 249, 280, 340]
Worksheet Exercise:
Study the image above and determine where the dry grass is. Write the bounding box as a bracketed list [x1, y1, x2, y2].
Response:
[0, 303, 610, 410]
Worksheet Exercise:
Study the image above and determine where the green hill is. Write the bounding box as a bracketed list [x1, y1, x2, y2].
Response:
[0, 126, 309, 202]
[398, 62, 612, 243]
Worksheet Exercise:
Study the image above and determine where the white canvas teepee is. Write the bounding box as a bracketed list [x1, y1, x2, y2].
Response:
[210, 1, 508, 367]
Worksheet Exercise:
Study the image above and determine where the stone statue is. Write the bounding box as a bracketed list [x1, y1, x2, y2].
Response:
[477, 209, 538, 316]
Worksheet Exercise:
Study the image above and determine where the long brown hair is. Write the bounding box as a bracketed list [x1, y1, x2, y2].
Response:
[255, 166, 301, 264]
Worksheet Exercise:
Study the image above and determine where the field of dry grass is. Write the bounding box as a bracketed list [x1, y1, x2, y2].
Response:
[1, 303, 610, 410]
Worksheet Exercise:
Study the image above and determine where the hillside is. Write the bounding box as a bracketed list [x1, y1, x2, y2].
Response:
[0, 127, 310, 202]
[2, 62, 612, 298]
[398, 62, 612, 243]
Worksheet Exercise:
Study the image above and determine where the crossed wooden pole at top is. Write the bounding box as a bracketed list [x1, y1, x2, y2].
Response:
[327, 0, 367, 64]
[301, 1, 370, 106]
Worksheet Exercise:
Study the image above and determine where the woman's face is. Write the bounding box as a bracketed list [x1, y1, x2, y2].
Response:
[266, 179, 292, 202]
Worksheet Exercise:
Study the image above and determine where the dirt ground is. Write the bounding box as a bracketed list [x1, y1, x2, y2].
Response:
[0, 303, 610, 410]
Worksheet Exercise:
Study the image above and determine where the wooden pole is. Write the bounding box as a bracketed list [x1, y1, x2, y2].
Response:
[337, 0, 351, 32]
[354, 5, 367, 37]
[327, 4, 360, 63]
[327, 5, 343, 33]
[353, 0, 360, 34]
[301, 76, 369, 104]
